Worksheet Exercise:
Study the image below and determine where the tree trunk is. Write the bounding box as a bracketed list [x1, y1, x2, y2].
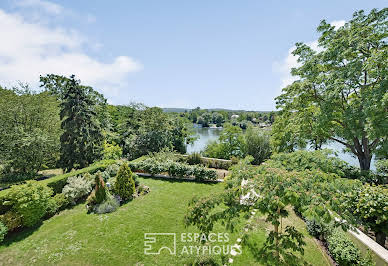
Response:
[357, 153, 371, 171]
[376, 232, 386, 247]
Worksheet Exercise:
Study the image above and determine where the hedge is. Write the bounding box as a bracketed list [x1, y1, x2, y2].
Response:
[306, 219, 373, 265]
[129, 158, 217, 181]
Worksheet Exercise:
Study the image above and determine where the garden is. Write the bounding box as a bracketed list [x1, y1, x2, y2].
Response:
[0, 7, 387, 266]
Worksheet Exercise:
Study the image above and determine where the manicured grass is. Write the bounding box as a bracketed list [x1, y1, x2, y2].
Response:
[0, 177, 330, 265]
[233, 210, 332, 266]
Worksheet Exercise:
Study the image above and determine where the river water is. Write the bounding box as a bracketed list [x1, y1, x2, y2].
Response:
[186, 125, 376, 170]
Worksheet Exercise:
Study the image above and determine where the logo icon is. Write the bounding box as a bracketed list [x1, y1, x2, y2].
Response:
[144, 233, 176, 255]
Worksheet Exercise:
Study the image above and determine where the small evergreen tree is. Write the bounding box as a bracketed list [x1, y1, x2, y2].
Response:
[115, 163, 136, 201]
[59, 75, 103, 172]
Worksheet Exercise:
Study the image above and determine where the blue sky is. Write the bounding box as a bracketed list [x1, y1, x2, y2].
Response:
[0, 1, 386, 110]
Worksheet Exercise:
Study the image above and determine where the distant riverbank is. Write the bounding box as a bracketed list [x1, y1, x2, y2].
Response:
[186, 125, 376, 170]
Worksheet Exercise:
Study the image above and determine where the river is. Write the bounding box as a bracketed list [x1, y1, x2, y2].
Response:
[186, 125, 376, 170]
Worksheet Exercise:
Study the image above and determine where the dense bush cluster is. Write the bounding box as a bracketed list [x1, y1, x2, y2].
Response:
[4, 181, 55, 227]
[0, 160, 121, 239]
[103, 141, 123, 160]
[306, 219, 373, 265]
[203, 124, 272, 165]
[267, 149, 386, 184]
[129, 158, 217, 181]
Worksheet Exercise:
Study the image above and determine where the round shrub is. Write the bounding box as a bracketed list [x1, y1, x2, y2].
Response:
[0, 221, 7, 243]
[305, 219, 325, 239]
[103, 141, 123, 160]
[0, 211, 22, 232]
[115, 163, 135, 201]
[6, 181, 54, 227]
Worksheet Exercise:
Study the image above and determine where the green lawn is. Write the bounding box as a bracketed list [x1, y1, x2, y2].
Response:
[0, 177, 330, 265]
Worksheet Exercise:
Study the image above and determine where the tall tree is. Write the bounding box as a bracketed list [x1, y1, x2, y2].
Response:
[273, 8, 388, 170]
[59, 75, 103, 172]
[0, 85, 61, 176]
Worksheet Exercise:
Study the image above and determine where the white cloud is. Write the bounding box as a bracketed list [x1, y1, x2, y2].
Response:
[0, 8, 141, 99]
[272, 41, 318, 88]
[331, 20, 346, 30]
[14, 0, 63, 15]
[273, 20, 345, 89]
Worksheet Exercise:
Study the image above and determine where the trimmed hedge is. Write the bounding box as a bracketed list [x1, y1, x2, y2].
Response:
[327, 228, 372, 266]
[129, 158, 217, 181]
[305, 219, 373, 266]
[40, 159, 116, 194]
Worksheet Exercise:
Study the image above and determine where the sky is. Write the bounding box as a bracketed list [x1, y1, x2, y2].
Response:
[0, 1, 386, 111]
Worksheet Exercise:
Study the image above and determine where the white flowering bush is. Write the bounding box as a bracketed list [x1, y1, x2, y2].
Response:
[62, 176, 93, 205]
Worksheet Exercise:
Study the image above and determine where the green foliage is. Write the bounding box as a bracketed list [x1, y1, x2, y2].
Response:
[187, 152, 202, 165]
[244, 126, 271, 165]
[340, 183, 388, 246]
[103, 141, 123, 160]
[0, 211, 22, 232]
[376, 159, 388, 178]
[326, 228, 373, 266]
[204, 125, 271, 165]
[273, 8, 388, 170]
[129, 157, 217, 181]
[200, 157, 232, 170]
[105, 163, 120, 178]
[267, 150, 355, 178]
[41, 159, 115, 195]
[306, 219, 324, 239]
[59, 75, 104, 172]
[0, 221, 7, 243]
[52, 193, 70, 212]
[203, 124, 245, 159]
[62, 175, 93, 205]
[0, 86, 61, 177]
[4, 181, 54, 227]
[115, 163, 135, 201]
[185, 154, 385, 265]
[122, 107, 193, 159]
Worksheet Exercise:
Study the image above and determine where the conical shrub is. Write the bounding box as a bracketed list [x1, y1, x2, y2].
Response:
[94, 173, 107, 204]
[115, 163, 135, 201]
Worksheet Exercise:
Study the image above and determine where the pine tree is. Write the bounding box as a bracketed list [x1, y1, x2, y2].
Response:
[59, 75, 103, 172]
